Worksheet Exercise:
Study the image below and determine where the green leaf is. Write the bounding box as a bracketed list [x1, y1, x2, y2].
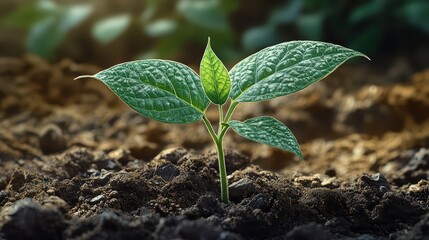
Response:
[229, 41, 368, 102]
[79, 60, 210, 124]
[229, 116, 302, 159]
[200, 38, 231, 105]
[92, 14, 131, 45]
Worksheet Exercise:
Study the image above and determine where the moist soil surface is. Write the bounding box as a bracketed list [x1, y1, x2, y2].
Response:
[1, 56, 429, 239]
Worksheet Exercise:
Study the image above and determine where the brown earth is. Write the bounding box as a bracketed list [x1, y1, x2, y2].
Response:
[0, 56, 429, 239]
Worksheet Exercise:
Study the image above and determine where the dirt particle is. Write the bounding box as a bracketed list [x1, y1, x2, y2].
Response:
[155, 163, 180, 181]
[39, 124, 67, 154]
[90, 195, 105, 204]
[229, 178, 255, 202]
[156, 217, 240, 240]
[153, 147, 189, 164]
[7, 169, 27, 191]
[1, 199, 67, 240]
[408, 148, 429, 170]
[285, 223, 330, 240]
[325, 217, 351, 235]
[248, 193, 272, 211]
[0, 190, 10, 204]
[393, 212, 429, 239]
[299, 188, 348, 218]
[360, 173, 391, 195]
[391, 148, 429, 186]
[320, 177, 339, 189]
[107, 149, 134, 166]
[371, 192, 425, 225]
[324, 168, 337, 177]
[65, 211, 150, 239]
[197, 195, 222, 217]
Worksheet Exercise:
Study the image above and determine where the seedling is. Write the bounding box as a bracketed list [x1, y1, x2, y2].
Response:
[76, 39, 367, 203]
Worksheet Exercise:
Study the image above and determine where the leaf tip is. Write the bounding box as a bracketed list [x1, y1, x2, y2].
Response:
[363, 54, 371, 61]
[74, 75, 94, 81]
[357, 52, 371, 61]
[205, 37, 213, 51]
[296, 152, 304, 161]
[291, 141, 304, 161]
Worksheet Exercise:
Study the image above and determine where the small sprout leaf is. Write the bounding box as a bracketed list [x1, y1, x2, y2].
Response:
[229, 116, 303, 159]
[229, 41, 368, 102]
[86, 60, 210, 124]
[200, 38, 231, 105]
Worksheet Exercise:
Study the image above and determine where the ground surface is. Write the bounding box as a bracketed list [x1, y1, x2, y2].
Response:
[0, 56, 429, 239]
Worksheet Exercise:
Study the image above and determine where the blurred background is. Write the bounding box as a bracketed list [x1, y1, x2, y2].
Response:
[1, 0, 428, 68]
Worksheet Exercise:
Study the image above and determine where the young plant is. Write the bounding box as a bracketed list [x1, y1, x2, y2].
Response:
[76, 39, 367, 203]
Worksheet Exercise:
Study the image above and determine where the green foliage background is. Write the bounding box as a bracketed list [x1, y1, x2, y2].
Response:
[0, 0, 428, 66]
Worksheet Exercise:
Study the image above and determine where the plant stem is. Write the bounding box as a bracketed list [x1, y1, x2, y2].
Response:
[215, 136, 229, 203]
[202, 116, 217, 142]
[218, 105, 223, 135]
[202, 112, 230, 204]
[224, 101, 239, 122]
[202, 101, 239, 203]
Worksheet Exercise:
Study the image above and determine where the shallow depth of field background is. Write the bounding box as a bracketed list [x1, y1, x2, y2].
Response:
[1, 0, 428, 69]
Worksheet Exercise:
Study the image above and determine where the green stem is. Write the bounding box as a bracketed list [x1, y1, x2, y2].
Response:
[224, 101, 239, 123]
[218, 123, 230, 140]
[202, 101, 239, 204]
[215, 136, 229, 203]
[202, 112, 230, 204]
[218, 105, 223, 135]
[202, 116, 217, 142]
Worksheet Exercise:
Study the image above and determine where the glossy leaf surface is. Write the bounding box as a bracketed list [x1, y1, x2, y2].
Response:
[229, 116, 302, 159]
[200, 38, 231, 104]
[229, 41, 367, 102]
[83, 60, 210, 124]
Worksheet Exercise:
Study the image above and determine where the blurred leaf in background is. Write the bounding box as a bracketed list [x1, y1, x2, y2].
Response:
[87, 0, 236, 62]
[137, 0, 236, 61]
[399, 0, 429, 33]
[144, 19, 177, 37]
[1, 0, 92, 59]
[92, 14, 131, 45]
[242, 0, 301, 51]
[177, 0, 229, 31]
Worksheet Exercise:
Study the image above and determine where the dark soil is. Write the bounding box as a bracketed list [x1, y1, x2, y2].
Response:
[1, 56, 429, 239]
